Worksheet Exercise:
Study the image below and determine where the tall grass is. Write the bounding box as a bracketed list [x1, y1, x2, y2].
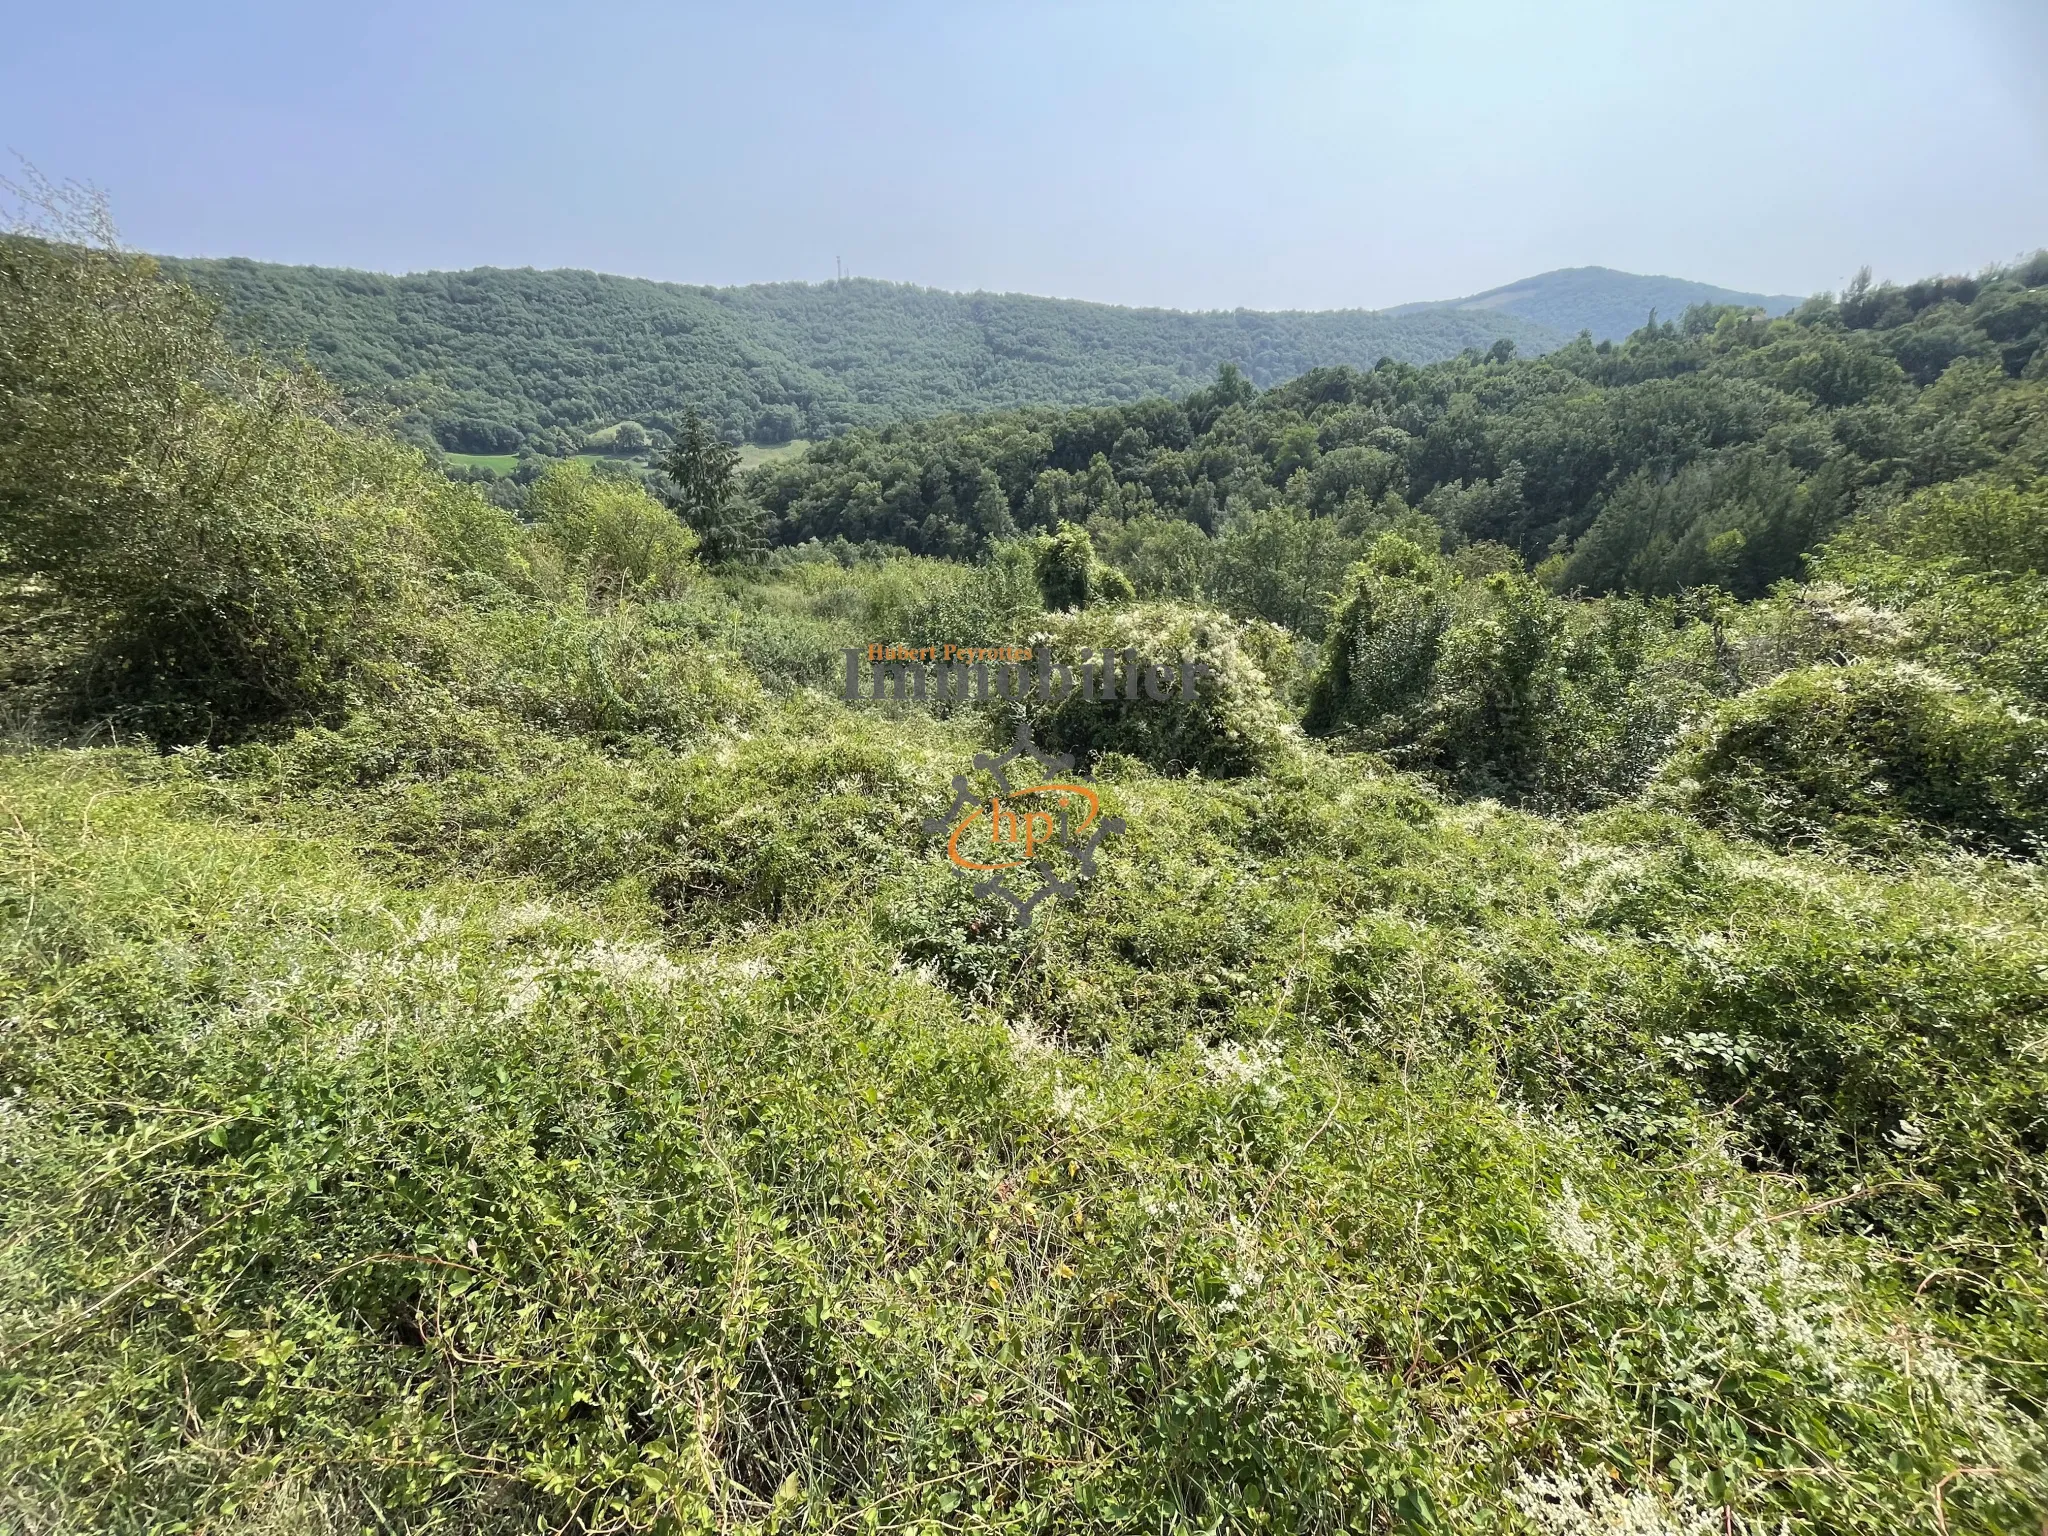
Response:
[2, 708, 2044, 1532]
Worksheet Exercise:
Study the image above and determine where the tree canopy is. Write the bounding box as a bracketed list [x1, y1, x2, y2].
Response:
[160, 256, 1568, 453]
[745, 258, 2048, 609]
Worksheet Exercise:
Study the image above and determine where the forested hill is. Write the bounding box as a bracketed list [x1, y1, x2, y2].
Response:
[1388, 266, 1802, 340]
[748, 258, 2048, 601]
[161, 256, 1572, 454]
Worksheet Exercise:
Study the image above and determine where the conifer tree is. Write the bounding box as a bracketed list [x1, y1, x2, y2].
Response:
[657, 409, 759, 564]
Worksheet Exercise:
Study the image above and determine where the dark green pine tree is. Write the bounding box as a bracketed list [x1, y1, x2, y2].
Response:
[657, 409, 761, 565]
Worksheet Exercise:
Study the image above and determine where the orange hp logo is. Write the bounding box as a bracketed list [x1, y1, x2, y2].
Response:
[925, 723, 1124, 927]
[946, 782, 1102, 870]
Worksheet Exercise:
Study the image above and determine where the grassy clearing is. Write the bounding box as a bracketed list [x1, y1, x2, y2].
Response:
[441, 443, 805, 484]
[737, 439, 810, 469]
[442, 451, 521, 474]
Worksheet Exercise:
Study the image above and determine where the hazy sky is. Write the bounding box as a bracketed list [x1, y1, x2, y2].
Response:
[5, 0, 2043, 311]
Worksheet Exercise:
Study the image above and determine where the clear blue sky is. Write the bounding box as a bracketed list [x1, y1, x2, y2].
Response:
[5, 0, 2042, 311]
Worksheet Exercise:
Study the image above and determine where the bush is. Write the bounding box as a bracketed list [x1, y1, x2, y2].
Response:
[1824, 477, 2048, 577]
[1092, 513, 1211, 598]
[526, 460, 699, 599]
[637, 551, 1044, 695]
[1034, 521, 1132, 610]
[998, 601, 1293, 776]
[899, 539, 1046, 650]
[1303, 533, 1452, 741]
[1206, 502, 1367, 640]
[1, 207, 527, 742]
[1426, 568, 1573, 800]
[1807, 479, 2048, 707]
[1666, 660, 2048, 853]
[435, 602, 767, 747]
[1307, 536, 1710, 806]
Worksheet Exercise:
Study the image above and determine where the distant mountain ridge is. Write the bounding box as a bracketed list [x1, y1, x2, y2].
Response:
[1387, 265, 1803, 342]
[161, 256, 1807, 452]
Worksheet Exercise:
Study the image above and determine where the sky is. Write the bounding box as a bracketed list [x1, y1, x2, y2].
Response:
[4, 0, 2043, 312]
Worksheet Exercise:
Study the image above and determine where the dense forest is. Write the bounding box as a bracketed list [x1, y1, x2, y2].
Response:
[162, 256, 1566, 456]
[743, 261, 2048, 607]
[6, 191, 2048, 1535]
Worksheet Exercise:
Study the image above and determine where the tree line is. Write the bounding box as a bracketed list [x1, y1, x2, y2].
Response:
[161, 257, 1564, 456]
[739, 257, 2048, 611]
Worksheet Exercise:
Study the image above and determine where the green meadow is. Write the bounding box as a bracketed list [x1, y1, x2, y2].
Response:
[443, 445, 807, 483]
[738, 438, 811, 469]
[441, 450, 522, 474]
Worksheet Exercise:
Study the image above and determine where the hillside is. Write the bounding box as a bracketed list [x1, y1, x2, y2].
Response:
[6, 226, 2048, 1532]
[742, 257, 2048, 599]
[160, 256, 1566, 454]
[9, 200, 2048, 1533]
[1388, 264, 1802, 341]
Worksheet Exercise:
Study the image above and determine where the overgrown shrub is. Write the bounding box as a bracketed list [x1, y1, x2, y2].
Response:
[1824, 477, 2048, 577]
[0, 201, 526, 742]
[6, 747, 2046, 1533]
[525, 460, 699, 598]
[1307, 536, 1711, 805]
[1035, 521, 1133, 610]
[901, 539, 1046, 647]
[999, 602, 1293, 776]
[434, 602, 767, 747]
[1207, 502, 1374, 639]
[1667, 659, 2048, 853]
[641, 551, 1045, 695]
[1090, 513, 1211, 598]
[1303, 533, 1453, 741]
[1808, 477, 2048, 706]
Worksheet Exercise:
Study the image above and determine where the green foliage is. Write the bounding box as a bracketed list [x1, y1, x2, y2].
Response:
[1805, 477, 2048, 707]
[1001, 602, 1294, 777]
[1307, 536, 1711, 806]
[1205, 502, 1370, 639]
[1427, 571, 1584, 800]
[1666, 660, 2048, 854]
[658, 409, 761, 566]
[741, 259, 2047, 608]
[1833, 476, 2048, 575]
[5, 726, 2047, 1532]
[627, 549, 1046, 698]
[7, 220, 2048, 1535]
[1303, 533, 1454, 738]
[900, 540, 1048, 649]
[432, 603, 767, 748]
[162, 256, 1566, 451]
[526, 460, 699, 597]
[1035, 521, 1094, 610]
[1033, 521, 1131, 611]
[1093, 513, 1213, 598]
[1558, 447, 1848, 596]
[0, 206, 527, 743]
